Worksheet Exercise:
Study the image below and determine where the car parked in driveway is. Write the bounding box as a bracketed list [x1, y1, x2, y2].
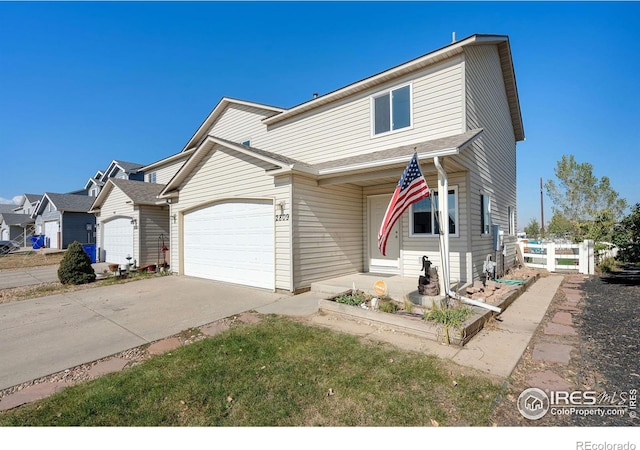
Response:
[0, 240, 19, 255]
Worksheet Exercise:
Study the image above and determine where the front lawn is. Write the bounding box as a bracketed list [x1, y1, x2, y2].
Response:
[0, 316, 501, 426]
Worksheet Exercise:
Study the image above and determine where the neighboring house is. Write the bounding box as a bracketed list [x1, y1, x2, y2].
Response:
[84, 160, 145, 198]
[158, 34, 524, 293]
[0, 213, 34, 245]
[0, 194, 40, 246]
[90, 179, 170, 267]
[32, 193, 96, 249]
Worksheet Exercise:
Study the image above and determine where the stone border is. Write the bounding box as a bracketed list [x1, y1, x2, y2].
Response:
[319, 274, 539, 346]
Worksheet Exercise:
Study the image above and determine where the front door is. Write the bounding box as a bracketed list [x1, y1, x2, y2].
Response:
[368, 195, 400, 273]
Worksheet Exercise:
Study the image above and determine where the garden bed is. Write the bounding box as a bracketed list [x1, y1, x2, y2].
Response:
[319, 273, 540, 346]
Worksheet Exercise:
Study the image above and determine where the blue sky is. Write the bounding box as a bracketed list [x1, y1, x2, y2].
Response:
[1, 1, 638, 228]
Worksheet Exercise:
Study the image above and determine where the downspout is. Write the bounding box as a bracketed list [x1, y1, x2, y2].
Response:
[433, 156, 501, 314]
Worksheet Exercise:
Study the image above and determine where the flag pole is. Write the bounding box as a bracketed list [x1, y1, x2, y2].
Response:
[433, 156, 501, 314]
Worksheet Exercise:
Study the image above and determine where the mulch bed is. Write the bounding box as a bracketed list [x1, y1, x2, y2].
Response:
[568, 265, 640, 426]
[490, 266, 640, 426]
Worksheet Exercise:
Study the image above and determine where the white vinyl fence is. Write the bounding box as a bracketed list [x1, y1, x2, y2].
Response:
[518, 239, 595, 275]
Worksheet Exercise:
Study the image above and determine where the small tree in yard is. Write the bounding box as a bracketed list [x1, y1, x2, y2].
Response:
[58, 241, 96, 285]
[613, 203, 640, 262]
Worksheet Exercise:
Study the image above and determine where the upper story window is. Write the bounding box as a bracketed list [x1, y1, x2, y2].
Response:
[372, 84, 412, 136]
[410, 188, 458, 237]
[148, 172, 157, 184]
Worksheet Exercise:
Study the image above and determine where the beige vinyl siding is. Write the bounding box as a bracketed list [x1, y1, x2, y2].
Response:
[96, 186, 136, 262]
[148, 158, 188, 185]
[207, 104, 272, 145]
[169, 146, 291, 291]
[400, 171, 470, 283]
[138, 205, 170, 267]
[456, 44, 517, 281]
[256, 57, 464, 164]
[292, 175, 363, 290]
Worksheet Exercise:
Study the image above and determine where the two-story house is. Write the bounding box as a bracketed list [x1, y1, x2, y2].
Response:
[84, 160, 145, 197]
[155, 34, 524, 293]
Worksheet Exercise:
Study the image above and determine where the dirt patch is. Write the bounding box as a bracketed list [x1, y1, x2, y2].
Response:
[0, 251, 65, 271]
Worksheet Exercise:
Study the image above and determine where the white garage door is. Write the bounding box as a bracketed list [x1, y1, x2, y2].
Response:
[183, 200, 274, 289]
[44, 221, 59, 249]
[103, 218, 134, 265]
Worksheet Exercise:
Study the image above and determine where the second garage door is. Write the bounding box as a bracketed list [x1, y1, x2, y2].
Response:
[183, 200, 274, 290]
[103, 217, 134, 265]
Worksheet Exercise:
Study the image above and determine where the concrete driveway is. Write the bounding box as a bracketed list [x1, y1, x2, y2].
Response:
[0, 276, 294, 390]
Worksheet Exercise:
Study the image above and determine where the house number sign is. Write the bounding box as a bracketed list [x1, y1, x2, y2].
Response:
[275, 214, 290, 222]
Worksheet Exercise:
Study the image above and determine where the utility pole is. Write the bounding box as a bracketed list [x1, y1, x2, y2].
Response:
[540, 177, 545, 239]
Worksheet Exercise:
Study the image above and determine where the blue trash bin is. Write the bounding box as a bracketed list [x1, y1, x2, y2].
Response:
[30, 235, 45, 249]
[82, 244, 97, 263]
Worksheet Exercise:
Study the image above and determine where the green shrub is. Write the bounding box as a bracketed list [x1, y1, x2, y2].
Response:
[598, 256, 616, 273]
[424, 305, 472, 345]
[57, 241, 96, 285]
[334, 291, 366, 306]
[378, 300, 398, 314]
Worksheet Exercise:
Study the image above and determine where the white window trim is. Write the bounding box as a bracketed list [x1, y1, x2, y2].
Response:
[481, 193, 492, 235]
[508, 205, 516, 236]
[370, 82, 414, 138]
[148, 172, 157, 184]
[409, 186, 459, 238]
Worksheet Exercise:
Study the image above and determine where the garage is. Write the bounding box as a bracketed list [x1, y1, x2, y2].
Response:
[44, 221, 59, 249]
[183, 200, 274, 290]
[102, 217, 134, 265]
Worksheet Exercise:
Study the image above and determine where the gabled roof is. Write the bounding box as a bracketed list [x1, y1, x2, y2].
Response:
[313, 128, 484, 176]
[0, 212, 34, 226]
[23, 194, 41, 204]
[84, 177, 104, 190]
[262, 34, 524, 142]
[141, 149, 194, 172]
[100, 160, 145, 182]
[160, 136, 314, 198]
[90, 179, 167, 212]
[181, 97, 285, 153]
[33, 193, 96, 216]
[0, 204, 17, 214]
[160, 130, 482, 197]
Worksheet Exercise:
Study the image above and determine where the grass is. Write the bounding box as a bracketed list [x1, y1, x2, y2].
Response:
[0, 316, 501, 426]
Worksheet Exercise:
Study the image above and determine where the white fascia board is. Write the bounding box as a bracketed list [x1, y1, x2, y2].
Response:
[263, 35, 491, 126]
[141, 150, 193, 172]
[317, 147, 459, 177]
[181, 97, 286, 152]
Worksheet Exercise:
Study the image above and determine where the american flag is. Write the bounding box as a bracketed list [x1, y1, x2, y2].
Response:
[377, 152, 429, 256]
